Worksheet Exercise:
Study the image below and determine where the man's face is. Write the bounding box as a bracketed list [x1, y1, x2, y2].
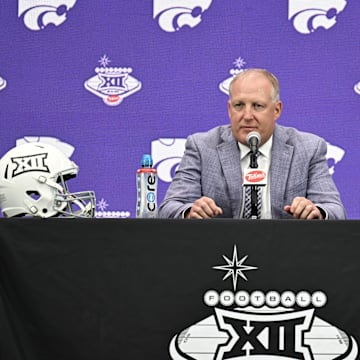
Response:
[228, 72, 282, 146]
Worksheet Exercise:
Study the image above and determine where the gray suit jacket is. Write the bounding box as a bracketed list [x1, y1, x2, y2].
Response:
[158, 124, 346, 219]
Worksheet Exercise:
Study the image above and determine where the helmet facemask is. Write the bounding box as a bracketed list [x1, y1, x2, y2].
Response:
[52, 171, 96, 218]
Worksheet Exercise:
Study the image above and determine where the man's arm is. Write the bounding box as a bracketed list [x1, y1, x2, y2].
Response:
[291, 138, 346, 219]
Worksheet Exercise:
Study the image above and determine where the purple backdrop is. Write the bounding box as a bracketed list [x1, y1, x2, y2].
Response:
[0, 0, 359, 218]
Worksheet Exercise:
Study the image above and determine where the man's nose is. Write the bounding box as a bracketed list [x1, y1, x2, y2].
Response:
[243, 105, 254, 119]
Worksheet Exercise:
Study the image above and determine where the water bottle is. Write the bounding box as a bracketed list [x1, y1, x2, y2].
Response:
[136, 154, 158, 218]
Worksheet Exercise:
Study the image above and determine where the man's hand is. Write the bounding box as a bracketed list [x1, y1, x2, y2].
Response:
[284, 197, 323, 219]
[185, 196, 223, 219]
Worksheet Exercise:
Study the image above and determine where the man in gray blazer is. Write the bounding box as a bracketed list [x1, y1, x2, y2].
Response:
[158, 69, 346, 220]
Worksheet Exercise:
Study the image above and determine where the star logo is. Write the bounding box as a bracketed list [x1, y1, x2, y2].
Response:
[96, 198, 109, 211]
[213, 245, 258, 290]
[219, 56, 248, 96]
[98, 54, 111, 67]
[233, 56, 246, 69]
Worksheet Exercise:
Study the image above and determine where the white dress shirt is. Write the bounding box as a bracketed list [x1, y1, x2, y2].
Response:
[238, 136, 273, 219]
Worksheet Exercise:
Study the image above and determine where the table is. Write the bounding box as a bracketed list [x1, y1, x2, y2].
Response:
[0, 219, 359, 359]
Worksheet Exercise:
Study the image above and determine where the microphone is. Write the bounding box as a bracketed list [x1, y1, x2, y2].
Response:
[246, 131, 261, 154]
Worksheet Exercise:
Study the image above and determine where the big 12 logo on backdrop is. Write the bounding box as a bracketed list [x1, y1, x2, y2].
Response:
[84, 55, 142, 107]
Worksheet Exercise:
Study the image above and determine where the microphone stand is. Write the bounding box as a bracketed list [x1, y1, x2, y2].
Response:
[249, 151, 259, 219]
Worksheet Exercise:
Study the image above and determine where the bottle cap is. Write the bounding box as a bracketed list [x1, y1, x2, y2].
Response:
[141, 154, 153, 167]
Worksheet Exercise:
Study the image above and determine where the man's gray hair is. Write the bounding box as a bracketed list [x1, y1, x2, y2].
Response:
[228, 68, 280, 103]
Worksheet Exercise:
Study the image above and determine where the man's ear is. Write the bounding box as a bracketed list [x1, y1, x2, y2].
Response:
[274, 100, 283, 120]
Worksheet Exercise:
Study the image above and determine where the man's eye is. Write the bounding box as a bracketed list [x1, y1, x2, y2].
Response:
[254, 103, 265, 110]
[234, 103, 244, 108]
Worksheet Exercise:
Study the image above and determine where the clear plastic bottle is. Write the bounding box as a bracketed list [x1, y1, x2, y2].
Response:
[136, 154, 158, 218]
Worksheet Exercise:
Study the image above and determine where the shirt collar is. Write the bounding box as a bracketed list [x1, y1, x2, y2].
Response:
[238, 135, 273, 160]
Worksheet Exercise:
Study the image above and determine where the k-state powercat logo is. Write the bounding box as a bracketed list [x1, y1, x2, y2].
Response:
[288, 0, 347, 34]
[0, 76, 6, 91]
[169, 245, 359, 360]
[18, 0, 77, 31]
[153, 0, 212, 32]
[354, 81, 360, 96]
[151, 138, 186, 183]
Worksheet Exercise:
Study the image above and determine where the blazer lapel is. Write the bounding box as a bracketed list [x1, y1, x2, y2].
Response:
[217, 133, 243, 217]
[270, 126, 293, 215]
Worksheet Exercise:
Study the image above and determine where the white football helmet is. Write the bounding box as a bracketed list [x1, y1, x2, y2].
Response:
[0, 142, 96, 218]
